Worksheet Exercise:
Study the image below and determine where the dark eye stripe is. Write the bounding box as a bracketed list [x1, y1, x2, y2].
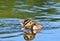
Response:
[23, 19, 30, 26]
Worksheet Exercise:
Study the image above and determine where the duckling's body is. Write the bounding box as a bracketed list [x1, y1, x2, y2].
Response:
[20, 18, 42, 34]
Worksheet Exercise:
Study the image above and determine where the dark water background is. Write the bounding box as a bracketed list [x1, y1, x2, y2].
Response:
[0, 0, 60, 41]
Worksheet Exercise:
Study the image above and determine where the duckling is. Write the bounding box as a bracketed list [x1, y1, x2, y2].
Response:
[20, 18, 42, 34]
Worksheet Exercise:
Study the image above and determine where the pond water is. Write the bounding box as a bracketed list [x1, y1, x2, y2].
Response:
[0, 0, 60, 41]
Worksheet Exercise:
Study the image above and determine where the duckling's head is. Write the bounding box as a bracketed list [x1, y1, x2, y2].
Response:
[21, 18, 35, 28]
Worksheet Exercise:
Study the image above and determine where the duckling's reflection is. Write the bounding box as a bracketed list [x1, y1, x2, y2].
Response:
[24, 32, 35, 40]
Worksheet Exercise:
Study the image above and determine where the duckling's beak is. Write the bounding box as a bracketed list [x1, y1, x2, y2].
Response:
[19, 20, 24, 26]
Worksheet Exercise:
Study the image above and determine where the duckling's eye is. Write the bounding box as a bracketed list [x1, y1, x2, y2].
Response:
[30, 22, 31, 24]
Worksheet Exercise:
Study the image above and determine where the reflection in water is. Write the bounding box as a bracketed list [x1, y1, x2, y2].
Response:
[0, 0, 59, 18]
[24, 33, 35, 40]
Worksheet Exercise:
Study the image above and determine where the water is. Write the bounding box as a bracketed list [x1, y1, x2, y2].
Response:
[0, 0, 60, 41]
